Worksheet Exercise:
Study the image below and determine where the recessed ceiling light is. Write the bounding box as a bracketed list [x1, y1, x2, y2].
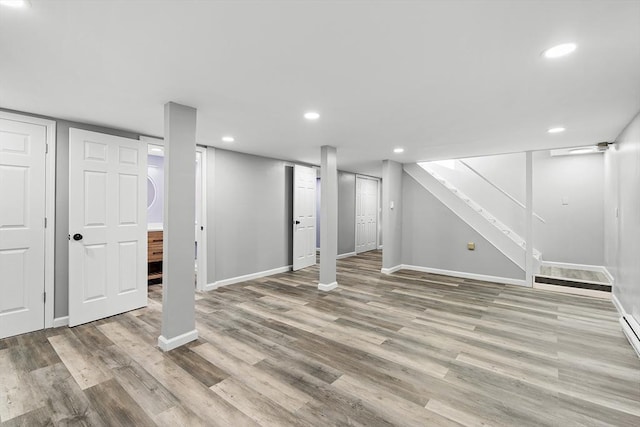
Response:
[543, 43, 577, 59]
[547, 127, 566, 134]
[393, 148, 404, 153]
[304, 112, 320, 120]
[0, 0, 30, 8]
[221, 136, 235, 143]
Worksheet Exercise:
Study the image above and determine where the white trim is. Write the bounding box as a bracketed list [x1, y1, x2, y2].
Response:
[612, 294, 640, 358]
[205, 265, 292, 291]
[0, 112, 57, 329]
[195, 146, 208, 292]
[533, 282, 611, 299]
[53, 316, 69, 328]
[158, 329, 198, 352]
[318, 282, 338, 291]
[540, 261, 614, 283]
[381, 265, 403, 275]
[612, 292, 624, 314]
[337, 251, 357, 259]
[399, 264, 528, 287]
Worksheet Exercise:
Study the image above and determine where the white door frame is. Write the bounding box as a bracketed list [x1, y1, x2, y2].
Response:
[355, 174, 380, 253]
[195, 146, 208, 291]
[142, 137, 208, 291]
[0, 111, 56, 329]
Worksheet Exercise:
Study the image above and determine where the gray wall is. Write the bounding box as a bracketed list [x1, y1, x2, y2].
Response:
[207, 148, 293, 283]
[533, 150, 604, 265]
[382, 160, 403, 269]
[402, 172, 524, 279]
[428, 151, 605, 266]
[338, 172, 356, 255]
[605, 112, 640, 323]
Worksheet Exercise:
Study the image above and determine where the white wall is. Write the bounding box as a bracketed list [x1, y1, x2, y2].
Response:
[605, 112, 640, 324]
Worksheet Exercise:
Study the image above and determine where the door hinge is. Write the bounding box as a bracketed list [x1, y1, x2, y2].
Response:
[43, 292, 46, 303]
[45, 143, 49, 154]
[44, 217, 47, 228]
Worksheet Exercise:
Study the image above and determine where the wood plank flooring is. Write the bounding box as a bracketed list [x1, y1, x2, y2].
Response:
[2, 251, 639, 426]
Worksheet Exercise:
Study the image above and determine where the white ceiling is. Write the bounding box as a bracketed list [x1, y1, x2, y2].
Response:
[1, 0, 639, 176]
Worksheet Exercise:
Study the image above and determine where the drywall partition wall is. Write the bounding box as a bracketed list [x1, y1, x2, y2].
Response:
[338, 172, 356, 255]
[402, 172, 524, 280]
[382, 160, 403, 270]
[209, 148, 293, 282]
[316, 177, 321, 249]
[606, 112, 640, 324]
[533, 150, 605, 265]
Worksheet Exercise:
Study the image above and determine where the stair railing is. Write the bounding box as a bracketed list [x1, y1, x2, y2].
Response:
[457, 160, 546, 224]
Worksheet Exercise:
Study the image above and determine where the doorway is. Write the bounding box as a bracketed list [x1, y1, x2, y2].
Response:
[145, 141, 208, 290]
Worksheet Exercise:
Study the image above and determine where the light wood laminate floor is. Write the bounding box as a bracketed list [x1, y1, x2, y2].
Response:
[1, 251, 639, 426]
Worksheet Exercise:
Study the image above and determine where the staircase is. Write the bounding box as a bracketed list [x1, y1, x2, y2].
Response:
[404, 163, 541, 273]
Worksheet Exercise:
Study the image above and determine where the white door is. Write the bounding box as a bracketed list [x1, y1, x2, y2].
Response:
[68, 129, 147, 327]
[356, 176, 378, 253]
[0, 118, 46, 338]
[293, 165, 316, 270]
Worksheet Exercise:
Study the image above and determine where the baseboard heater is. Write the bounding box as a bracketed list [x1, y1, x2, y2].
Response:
[620, 316, 640, 358]
[534, 275, 611, 292]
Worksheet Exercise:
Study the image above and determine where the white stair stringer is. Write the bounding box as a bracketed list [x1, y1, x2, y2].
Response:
[404, 163, 541, 273]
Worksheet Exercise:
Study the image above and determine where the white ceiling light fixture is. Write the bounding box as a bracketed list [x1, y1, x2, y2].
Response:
[393, 148, 404, 153]
[543, 43, 577, 59]
[550, 146, 601, 157]
[547, 127, 566, 134]
[221, 136, 235, 143]
[304, 111, 320, 120]
[0, 0, 30, 8]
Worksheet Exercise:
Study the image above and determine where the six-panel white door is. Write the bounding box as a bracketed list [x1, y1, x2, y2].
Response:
[0, 118, 47, 339]
[68, 129, 147, 327]
[293, 165, 317, 271]
[356, 176, 378, 253]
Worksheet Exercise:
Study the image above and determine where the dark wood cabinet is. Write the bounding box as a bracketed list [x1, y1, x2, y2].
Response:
[148, 230, 163, 282]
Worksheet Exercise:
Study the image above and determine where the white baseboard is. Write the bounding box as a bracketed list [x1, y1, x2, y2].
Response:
[53, 316, 69, 328]
[541, 261, 614, 284]
[612, 294, 640, 358]
[398, 264, 529, 287]
[158, 329, 198, 352]
[205, 265, 292, 291]
[337, 252, 357, 259]
[381, 265, 403, 275]
[318, 282, 338, 291]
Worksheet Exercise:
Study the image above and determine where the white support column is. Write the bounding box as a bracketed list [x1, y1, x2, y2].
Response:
[524, 151, 534, 286]
[319, 145, 338, 291]
[381, 160, 403, 273]
[158, 102, 198, 351]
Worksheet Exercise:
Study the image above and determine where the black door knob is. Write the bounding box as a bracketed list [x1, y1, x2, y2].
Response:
[295, 220, 301, 225]
[73, 233, 83, 241]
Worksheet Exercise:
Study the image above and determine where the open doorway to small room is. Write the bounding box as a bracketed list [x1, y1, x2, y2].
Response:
[145, 140, 208, 293]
